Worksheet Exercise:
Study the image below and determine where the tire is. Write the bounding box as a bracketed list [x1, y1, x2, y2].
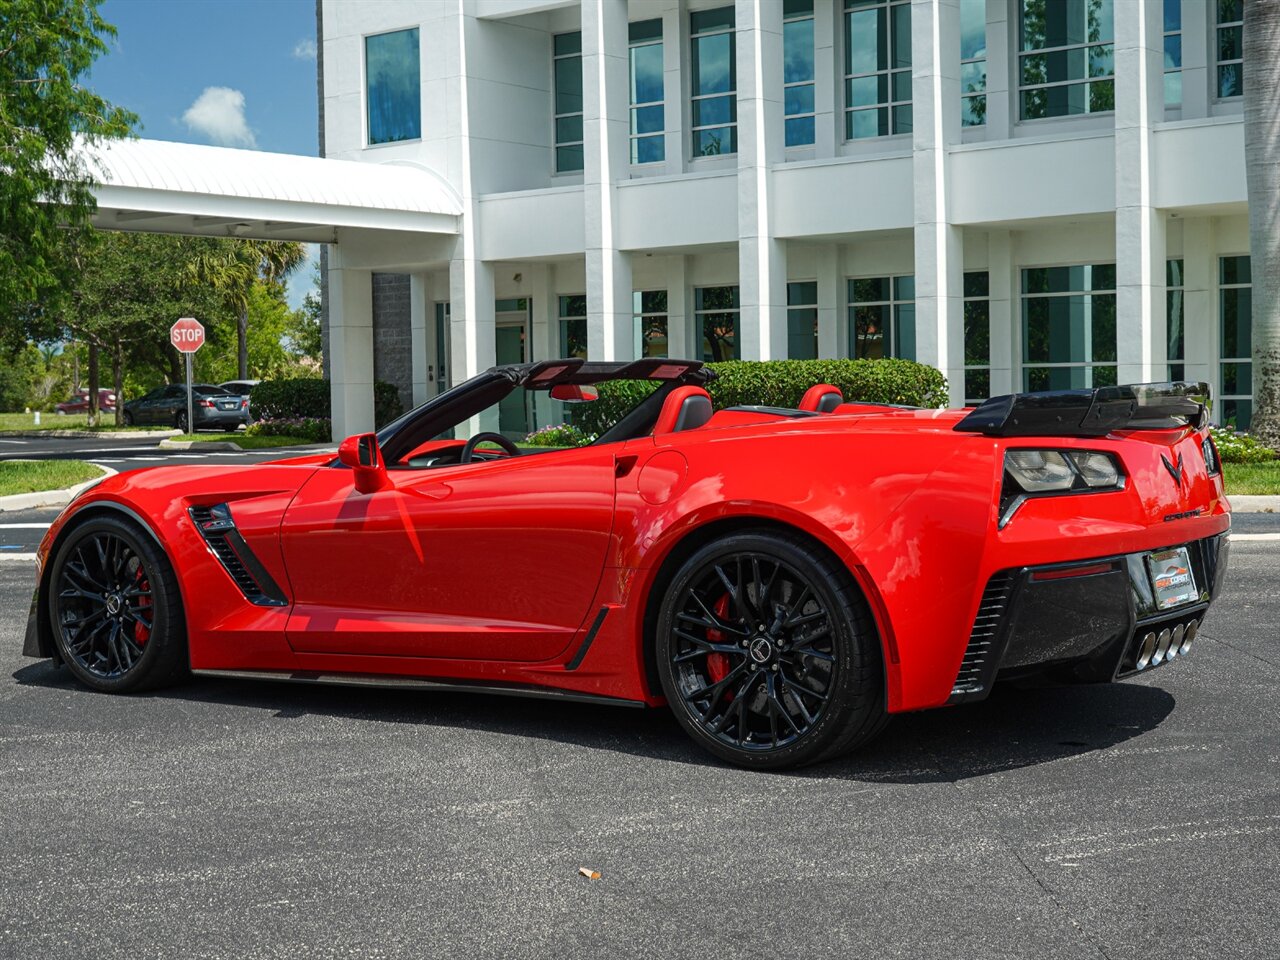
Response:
[122, 411, 134, 426]
[175, 411, 189, 432]
[656, 530, 887, 770]
[47, 514, 189, 693]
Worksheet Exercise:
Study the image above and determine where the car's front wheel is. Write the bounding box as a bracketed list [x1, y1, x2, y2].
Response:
[48, 514, 189, 693]
[122, 410, 134, 426]
[175, 411, 190, 432]
[656, 530, 886, 769]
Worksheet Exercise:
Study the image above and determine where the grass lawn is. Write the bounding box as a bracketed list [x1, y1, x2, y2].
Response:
[1223, 461, 1280, 496]
[0, 413, 168, 432]
[0, 460, 102, 497]
[172, 433, 315, 449]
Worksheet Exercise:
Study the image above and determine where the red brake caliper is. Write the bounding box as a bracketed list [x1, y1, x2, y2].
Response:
[133, 569, 151, 646]
[705, 594, 732, 684]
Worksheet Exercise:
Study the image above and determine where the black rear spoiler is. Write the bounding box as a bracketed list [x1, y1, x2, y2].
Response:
[954, 382, 1211, 438]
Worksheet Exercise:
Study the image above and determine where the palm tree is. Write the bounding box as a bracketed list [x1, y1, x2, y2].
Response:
[189, 240, 307, 379]
[1244, 0, 1280, 445]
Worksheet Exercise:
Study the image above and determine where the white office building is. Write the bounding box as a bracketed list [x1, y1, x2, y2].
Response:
[315, 0, 1256, 438]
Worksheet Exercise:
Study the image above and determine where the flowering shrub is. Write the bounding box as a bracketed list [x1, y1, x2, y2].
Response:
[524, 423, 594, 447]
[246, 417, 332, 444]
[1209, 426, 1277, 464]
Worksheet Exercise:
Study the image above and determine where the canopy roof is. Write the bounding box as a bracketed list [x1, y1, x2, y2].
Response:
[82, 138, 461, 243]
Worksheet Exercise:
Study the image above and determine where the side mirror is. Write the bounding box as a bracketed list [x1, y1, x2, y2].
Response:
[550, 384, 599, 402]
[338, 433, 389, 494]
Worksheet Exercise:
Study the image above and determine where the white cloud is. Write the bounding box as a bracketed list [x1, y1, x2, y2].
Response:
[293, 38, 317, 60]
[181, 87, 256, 148]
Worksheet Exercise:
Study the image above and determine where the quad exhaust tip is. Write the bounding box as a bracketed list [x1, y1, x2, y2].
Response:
[1134, 620, 1198, 672]
[1181, 619, 1198, 655]
[1136, 632, 1157, 670]
[1153, 628, 1173, 665]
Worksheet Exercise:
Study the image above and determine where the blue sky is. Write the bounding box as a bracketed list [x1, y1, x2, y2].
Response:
[91, 0, 321, 305]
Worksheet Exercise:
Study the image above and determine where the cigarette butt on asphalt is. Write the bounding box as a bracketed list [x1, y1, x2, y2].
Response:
[578, 867, 601, 880]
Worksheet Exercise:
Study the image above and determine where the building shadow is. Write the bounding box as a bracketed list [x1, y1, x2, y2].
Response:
[12, 661, 1174, 784]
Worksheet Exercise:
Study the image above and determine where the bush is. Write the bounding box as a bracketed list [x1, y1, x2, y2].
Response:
[1210, 426, 1277, 464]
[246, 417, 332, 444]
[524, 423, 594, 447]
[575, 358, 948, 436]
[249, 378, 404, 428]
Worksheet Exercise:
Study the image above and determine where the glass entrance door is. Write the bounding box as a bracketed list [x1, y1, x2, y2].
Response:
[495, 300, 530, 437]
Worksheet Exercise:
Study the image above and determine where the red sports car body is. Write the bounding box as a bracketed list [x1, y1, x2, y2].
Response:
[24, 359, 1230, 768]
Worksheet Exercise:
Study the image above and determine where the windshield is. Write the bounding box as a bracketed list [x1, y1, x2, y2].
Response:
[438, 380, 661, 447]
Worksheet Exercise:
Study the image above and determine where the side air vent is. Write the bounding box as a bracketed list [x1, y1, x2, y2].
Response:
[188, 504, 288, 607]
[949, 571, 1016, 702]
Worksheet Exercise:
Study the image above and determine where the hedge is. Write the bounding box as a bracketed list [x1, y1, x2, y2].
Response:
[574, 358, 948, 436]
[245, 417, 333, 444]
[249, 378, 404, 428]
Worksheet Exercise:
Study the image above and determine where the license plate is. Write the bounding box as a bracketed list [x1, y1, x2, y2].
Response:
[217, 402, 236, 410]
[1147, 547, 1198, 610]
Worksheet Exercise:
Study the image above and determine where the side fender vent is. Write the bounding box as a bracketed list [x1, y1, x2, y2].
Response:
[188, 504, 288, 607]
[949, 571, 1016, 702]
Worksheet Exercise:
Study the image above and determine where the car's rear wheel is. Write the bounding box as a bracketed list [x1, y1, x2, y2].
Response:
[122, 410, 134, 426]
[175, 411, 190, 432]
[656, 530, 886, 770]
[48, 515, 188, 693]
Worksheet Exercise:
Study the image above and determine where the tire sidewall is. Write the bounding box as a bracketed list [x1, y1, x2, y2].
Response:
[47, 516, 179, 693]
[655, 533, 868, 770]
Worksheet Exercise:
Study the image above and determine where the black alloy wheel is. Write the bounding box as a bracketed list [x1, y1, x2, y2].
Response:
[49, 515, 188, 692]
[175, 411, 190, 432]
[656, 530, 886, 769]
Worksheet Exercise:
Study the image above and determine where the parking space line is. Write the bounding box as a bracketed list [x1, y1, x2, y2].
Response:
[0, 523, 51, 529]
[0, 553, 37, 561]
[1231, 533, 1280, 541]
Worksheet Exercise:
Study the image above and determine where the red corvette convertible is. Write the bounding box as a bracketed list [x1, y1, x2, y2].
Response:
[23, 359, 1229, 768]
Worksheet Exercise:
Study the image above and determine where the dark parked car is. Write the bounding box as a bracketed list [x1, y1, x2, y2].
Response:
[55, 388, 117, 416]
[123, 384, 248, 432]
[219, 379, 260, 420]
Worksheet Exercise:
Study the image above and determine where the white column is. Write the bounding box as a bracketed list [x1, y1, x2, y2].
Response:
[983, 0, 1011, 139]
[327, 262, 374, 439]
[988, 229, 1015, 396]
[912, 0, 964, 405]
[737, 0, 787, 360]
[449, 252, 494, 386]
[1181, 217, 1216, 390]
[529, 262, 555, 363]
[1115, 0, 1166, 385]
[583, 0, 634, 361]
[816, 244, 840, 358]
[1180, 0, 1209, 120]
[813, 0, 838, 158]
[409, 272, 430, 406]
[666, 255, 694, 359]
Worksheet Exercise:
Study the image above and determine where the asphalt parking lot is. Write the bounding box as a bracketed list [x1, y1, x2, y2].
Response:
[0, 516, 1277, 959]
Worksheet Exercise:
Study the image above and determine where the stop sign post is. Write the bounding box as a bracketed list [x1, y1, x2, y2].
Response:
[170, 318, 205, 434]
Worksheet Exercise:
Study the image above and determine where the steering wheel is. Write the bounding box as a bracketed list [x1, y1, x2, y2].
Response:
[459, 432, 521, 464]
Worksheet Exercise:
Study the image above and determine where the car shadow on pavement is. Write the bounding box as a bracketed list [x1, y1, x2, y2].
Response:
[13, 661, 1174, 783]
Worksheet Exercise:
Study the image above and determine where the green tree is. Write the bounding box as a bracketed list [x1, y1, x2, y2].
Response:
[189, 240, 307, 380]
[1245, 0, 1280, 445]
[0, 0, 136, 347]
[56, 232, 227, 424]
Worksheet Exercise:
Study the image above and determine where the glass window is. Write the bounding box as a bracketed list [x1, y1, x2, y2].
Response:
[629, 20, 665, 165]
[633, 290, 669, 357]
[963, 271, 991, 403]
[554, 32, 584, 173]
[695, 285, 740, 361]
[848, 275, 914, 360]
[366, 29, 421, 145]
[1167, 258, 1184, 381]
[1219, 255, 1252, 429]
[1164, 0, 1182, 108]
[1216, 0, 1243, 98]
[691, 8, 737, 157]
[961, 0, 987, 126]
[844, 0, 913, 140]
[784, 1, 816, 147]
[787, 281, 819, 359]
[1018, 0, 1115, 120]
[1021, 264, 1117, 390]
[557, 294, 588, 359]
[435, 302, 450, 390]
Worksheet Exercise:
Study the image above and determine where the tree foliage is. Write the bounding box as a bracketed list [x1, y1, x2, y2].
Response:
[0, 0, 136, 346]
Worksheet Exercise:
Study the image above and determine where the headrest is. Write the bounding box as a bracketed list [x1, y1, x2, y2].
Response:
[653, 385, 714, 435]
[799, 384, 844, 413]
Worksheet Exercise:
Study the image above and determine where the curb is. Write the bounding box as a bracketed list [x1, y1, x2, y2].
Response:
[158, 439, 243, 451]
[1228, 495, 1280, 513]
[0, 429, 179, 440]
[0, 463, 117, 513]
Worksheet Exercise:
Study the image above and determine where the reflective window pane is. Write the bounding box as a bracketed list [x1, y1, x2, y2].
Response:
[693, 32, 734, 95]
[784, 18, 815, 84]
[785, 115, 816, 147]
[785, 85, 815, 116]
[631, 42, 664, 104]
[960, 0, 987, 61]
[555, 55, 583, 115]
[366, 29, 421, 145]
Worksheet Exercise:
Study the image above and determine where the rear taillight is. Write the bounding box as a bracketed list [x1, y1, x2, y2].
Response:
[199, 399, 215, 408]
[1202, 434, 1220, 477]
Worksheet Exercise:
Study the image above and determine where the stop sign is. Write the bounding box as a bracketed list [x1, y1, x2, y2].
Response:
[170, 317, 205, 353]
